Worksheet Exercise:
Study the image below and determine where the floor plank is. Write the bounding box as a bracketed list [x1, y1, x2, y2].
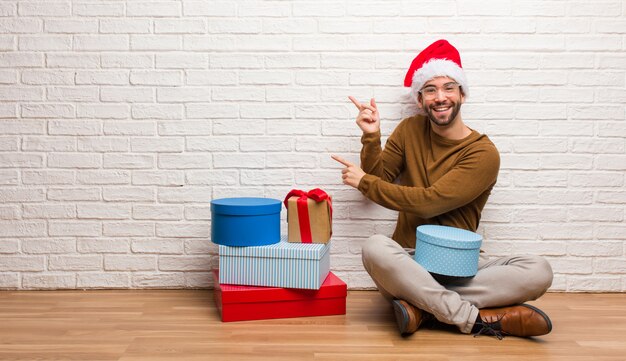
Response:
[0, 290, 625, 361]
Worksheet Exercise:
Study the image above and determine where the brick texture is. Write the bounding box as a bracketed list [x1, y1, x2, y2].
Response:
[0, 1, 624, 291]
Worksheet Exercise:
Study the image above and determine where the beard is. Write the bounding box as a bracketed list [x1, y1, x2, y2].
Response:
[424, 100, 462, 127]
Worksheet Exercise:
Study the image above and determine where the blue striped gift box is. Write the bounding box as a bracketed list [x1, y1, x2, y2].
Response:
[218, 236, 331, 290]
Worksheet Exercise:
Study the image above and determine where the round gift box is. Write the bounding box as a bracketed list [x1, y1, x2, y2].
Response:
[414, 225, 482, 277]
[211, 197, 281, 246]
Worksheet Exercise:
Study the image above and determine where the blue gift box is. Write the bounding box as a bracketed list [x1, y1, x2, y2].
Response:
[414, 225, 482, 277]
[211, 197, 281, 247]
[219, 236, 331, 290]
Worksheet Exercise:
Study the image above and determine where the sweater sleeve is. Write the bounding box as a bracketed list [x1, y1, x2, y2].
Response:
[357, 145, 500, 219]
[360, 125, 405, 183]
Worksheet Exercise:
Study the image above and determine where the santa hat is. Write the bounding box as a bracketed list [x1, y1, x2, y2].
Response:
[404, 39, 469, 99]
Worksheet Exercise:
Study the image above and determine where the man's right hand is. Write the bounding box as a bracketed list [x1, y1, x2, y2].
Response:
[348, 96, 380, 134]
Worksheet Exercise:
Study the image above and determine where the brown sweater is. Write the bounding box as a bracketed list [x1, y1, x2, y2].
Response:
[357, 115, 500, 248]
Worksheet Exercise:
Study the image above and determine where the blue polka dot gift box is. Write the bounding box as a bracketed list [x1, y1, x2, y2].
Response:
[218, 236, 331, 290]
[210, 197, 282, 247]
[414, 225, 482, 277]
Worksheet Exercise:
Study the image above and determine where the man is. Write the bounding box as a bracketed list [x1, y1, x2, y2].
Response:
[332, 39, 553, 339]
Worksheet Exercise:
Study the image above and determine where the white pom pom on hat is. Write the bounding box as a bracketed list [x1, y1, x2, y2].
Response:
[404, 39, 469, 99]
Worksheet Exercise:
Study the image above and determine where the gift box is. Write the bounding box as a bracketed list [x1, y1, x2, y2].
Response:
[283, 188, 332, 244]
[414, 225, 482, 277]
[210, 197, 281, 247]
[212, 269, 347, 322]
[219, 236, 330, 289]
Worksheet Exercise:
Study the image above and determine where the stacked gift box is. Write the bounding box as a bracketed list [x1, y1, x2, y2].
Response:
[210, 189, 347, 322]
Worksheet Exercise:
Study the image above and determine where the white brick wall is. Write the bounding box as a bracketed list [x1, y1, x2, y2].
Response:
[0, 0, 624, 291]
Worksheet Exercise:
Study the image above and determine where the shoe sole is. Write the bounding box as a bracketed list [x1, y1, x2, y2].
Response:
[392, 299, 410, 335]
[520, 304, 553, 333]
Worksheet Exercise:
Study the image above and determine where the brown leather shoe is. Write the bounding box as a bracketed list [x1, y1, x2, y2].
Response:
[475, 304, 552, 339]
[392, 299, 424, 336]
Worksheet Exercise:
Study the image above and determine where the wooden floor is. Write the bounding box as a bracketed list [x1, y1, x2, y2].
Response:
[1, 291, 625, 361]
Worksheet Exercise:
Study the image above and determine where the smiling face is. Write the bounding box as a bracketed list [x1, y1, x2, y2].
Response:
[417, 76, 465, 128]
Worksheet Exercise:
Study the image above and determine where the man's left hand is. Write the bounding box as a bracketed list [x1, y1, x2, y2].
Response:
[331, 155, 366, 189]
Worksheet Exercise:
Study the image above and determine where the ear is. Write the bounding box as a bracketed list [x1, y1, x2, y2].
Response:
[459, 87, 466, 104]
[416, 93, 424, 110]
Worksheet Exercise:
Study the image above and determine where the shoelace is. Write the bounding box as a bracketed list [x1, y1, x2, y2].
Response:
[473, 315, 505, 340]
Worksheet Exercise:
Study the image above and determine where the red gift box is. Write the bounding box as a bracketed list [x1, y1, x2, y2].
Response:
[212, 269, 347, 322]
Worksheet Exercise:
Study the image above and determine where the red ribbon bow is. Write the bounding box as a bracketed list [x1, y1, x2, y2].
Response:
[283, 188, 333, 243]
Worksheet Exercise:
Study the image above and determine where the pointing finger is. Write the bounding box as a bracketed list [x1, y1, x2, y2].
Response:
[370, 98, 377, 110]
[360, 104, 377, 113]
[348, 96, 364, 111]
[331, 154, 354, 167]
